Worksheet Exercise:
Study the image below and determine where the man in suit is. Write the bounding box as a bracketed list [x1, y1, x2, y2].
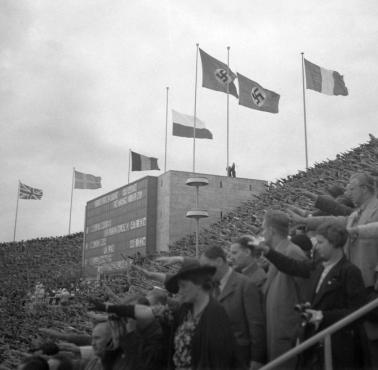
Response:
[229, 235, 267, 289]
[262, 210, 309, 368]
[200, 246, 266, 370]
[289, 172, 378, 366]
[290, 172, 378, 290]
[255, 221, 367, 370]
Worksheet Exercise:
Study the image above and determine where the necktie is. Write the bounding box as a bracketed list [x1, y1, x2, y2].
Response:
[349, 208, 363, 245]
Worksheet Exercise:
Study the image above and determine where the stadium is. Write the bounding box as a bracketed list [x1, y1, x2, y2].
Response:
[2, 1, 378, 369]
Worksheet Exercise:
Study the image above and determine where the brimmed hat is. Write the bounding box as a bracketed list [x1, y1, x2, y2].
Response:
[164, 258, 216, 294]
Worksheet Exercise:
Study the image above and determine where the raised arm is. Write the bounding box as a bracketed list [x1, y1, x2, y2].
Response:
[348, 222, 378, 239]
[255, 243, 316, 278]
[132, 264, 167, 283]
[88, 299, 155, 322]
[315, 195, 353, 216]
[287, 209, 346, 230]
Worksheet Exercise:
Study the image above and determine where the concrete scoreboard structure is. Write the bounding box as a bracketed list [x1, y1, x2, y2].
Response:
[156, 171, 266, 252]
[83, 176, 157, 278]
[83, 171, 266, 277]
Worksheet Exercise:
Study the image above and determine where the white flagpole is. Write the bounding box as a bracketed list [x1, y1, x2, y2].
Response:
[128, 150, 131, 184]
[13, 181, 20, 242]
[164, 86, 169, 172]
[68, 167, 75, 234]
[226, 46, 230, 173]
[301, 52, 309, 169]
[193, 43, 199, 173]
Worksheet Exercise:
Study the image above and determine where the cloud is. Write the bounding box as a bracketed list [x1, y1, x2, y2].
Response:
[1, 0, 378, 241]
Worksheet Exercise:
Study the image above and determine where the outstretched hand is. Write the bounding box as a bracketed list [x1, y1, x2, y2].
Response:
[155, 256, 184, 266]
[87, 297, 106, 312]
[38, 328, 64, 339]
[287, 209, 306, 225]
[247, 237, 270, 254]
[57, 341, 80, 354]
[301, 190, 318, 201]
[131, 264, 154, 277]
[286, 204, 309, 218]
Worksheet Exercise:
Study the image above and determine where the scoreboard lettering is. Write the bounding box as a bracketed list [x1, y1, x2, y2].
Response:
[83, 176, 157, 278]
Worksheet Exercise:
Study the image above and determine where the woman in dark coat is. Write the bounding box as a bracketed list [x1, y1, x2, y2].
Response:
[89, 259, 239, 370]
[256, 221, 367, 370]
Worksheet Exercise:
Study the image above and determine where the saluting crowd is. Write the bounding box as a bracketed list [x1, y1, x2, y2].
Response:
[14, 172, 378, 370]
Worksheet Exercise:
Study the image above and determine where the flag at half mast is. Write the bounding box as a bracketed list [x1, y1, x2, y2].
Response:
[131, 151, 160, 171]
[19, 182, 43, 199]
[199, 48, 238, 98]
[304, 58, 348, 96]
[74, 170, 102, 189]
[172, 110, 213, 139]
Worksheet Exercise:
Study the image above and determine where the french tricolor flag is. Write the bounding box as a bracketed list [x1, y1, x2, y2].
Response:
[172, 110, 213, 139]
[304, 58, 348, 96]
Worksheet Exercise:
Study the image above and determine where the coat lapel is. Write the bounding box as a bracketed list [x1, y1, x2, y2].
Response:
[244, 261, 259, 277]
[358, 197, 378, 225]
[312, 257, 345, 307]
[309, 265, 324, 302]
[218, 270, 237, 302]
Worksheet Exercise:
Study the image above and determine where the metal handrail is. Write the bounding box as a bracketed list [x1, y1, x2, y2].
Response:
[261, 297, 378, 370]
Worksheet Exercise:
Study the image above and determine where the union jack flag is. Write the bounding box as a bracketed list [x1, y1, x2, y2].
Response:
[19, 182, 43, 200]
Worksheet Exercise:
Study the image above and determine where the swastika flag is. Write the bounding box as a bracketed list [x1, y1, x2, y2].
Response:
[237, 73, 280, 113]
[199, 48, 238, 98]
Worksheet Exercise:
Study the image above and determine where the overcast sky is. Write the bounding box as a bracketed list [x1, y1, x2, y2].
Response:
[1, 0, 377, 242]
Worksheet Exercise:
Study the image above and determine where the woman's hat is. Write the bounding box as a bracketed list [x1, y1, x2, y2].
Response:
[164, 258, 216, 294]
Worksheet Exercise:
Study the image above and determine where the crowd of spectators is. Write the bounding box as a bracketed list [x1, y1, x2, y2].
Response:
[1, 135, 378, 369]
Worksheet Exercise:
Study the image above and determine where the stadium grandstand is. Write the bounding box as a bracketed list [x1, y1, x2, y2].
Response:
[1, 135, 378, 368]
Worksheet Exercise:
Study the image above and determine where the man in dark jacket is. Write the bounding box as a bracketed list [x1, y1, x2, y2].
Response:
[200, 246, 266, 369]
[230, 235, 267, 290]
[255, 221, 367, 370]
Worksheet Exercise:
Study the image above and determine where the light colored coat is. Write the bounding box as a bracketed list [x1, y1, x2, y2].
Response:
[264, 239, 309, 366]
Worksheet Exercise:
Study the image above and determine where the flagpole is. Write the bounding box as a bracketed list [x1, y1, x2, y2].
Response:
[82, 204, 87, 277]
[193, 43, 199, 173]
[13, 181, 20, 242]
[226, 46, 230, 173]
[301, 52, 309, 169]
[128, 150, 131, 184]
[68, 167, 75, 234]
[164, 86, 169, 172]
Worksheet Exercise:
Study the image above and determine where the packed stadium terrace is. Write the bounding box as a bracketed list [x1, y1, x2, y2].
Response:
[1, 135, 378, 369]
